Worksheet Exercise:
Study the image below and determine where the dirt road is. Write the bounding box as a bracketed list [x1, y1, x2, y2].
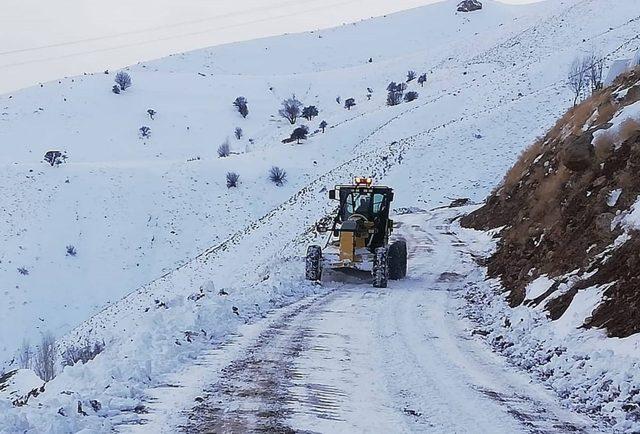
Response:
[172, 211, 600, 433]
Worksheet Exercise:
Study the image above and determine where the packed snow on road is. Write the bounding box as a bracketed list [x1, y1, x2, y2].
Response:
[2, 0, 640, 432]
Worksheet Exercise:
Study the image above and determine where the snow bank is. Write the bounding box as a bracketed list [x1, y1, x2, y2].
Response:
[458, 221, 640, 432]
[0, 256, 325, 433]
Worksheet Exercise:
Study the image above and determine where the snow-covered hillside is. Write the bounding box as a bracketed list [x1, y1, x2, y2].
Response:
[0, 0, 549, 95]
[2, 0, 640, 431]
[0, 0, 552, 367]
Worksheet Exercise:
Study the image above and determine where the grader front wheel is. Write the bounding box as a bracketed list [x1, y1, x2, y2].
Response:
[305, 245, 323, 282]
[373, 246, 389, 288]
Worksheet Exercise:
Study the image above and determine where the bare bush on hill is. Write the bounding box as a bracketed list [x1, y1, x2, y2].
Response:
[279, 96, 303, 124]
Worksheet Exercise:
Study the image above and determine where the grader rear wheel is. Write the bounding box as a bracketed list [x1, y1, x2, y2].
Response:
[389, 240, 407, 280]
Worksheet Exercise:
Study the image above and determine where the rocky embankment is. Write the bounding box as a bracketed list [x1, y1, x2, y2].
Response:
[462, 68, 640, 338]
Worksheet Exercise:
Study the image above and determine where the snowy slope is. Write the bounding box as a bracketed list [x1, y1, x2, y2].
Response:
[0, 0, 538, 95]
[0, 0, 554, 366]
[2, 0, 640, 431]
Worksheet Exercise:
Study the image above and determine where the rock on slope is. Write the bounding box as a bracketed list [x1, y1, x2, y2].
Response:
[462, 68, 640, 338]
[457, 0, 483, 13]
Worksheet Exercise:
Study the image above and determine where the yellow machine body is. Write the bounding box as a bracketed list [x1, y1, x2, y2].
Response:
[339, 232, 366, 262]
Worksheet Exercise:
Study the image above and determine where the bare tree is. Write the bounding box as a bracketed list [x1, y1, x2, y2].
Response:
[33, 333, 56, 382]
[61, 341, 104, 367]
[234, 127, 243, 140]
[584, 52, 604, 93]
[18, 340, 32, 369]
[568, 57, 588, 106]
[279, 96, 303, 124]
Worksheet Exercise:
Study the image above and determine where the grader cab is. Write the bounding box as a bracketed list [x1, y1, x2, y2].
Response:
[305, 177, 407, 288]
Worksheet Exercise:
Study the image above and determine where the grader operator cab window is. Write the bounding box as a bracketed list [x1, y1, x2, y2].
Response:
[339, 191, 387, 222]
[342, 192, 370, 219]
[372, 193, 385, 214]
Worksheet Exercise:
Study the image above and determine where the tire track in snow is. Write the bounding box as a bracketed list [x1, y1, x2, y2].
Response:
[182, 290, 339, 433]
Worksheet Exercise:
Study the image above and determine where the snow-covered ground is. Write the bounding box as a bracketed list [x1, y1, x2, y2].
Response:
[122, 210, 602, 433]
[1, 0, 562, 367]
[2, 0, 640, 431]
[0, 0, 539, 94]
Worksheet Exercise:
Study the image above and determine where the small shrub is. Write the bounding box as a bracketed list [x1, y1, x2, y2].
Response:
[386, 82, 407, 106]
[387, 91, 402, 106]
[269, 166, 287, 186]
[404, 91, 419, 102]
[344, 98, 356, 110]
[595, 101, 617, 125]
[418, 73, 427, 87]
[147, 109, 156, 120]
[139, 126, 151, 139]
[531, 167, 570, 219]
[114, 71, 132, 91]
[319, 120, 328, 133]
[407, 70, 417, 82]
[234, 127, 243, 140]
[619, 118, 640, 143]
[594, 132, 615, 163]
[500, 138, 545, 194]
[66, 245, 77, 256]
[61, 341, 105, 367]
[217, 140, 231, 157]
[226, 172, 240, 188]
[44, 150, 66, 166]
[233, 97, 249, 118]
[112, 85, 120, 94]
[33, 333, 56, 382]
[17, 267, 29, 275]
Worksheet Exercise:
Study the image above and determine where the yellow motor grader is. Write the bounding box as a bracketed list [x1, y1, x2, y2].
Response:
[305, 177, 407, 288]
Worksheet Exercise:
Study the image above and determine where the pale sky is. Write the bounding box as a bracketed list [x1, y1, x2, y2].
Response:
[0, 0, 543, 94]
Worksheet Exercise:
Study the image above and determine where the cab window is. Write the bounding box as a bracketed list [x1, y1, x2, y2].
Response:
[372, 193, 386, 215]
